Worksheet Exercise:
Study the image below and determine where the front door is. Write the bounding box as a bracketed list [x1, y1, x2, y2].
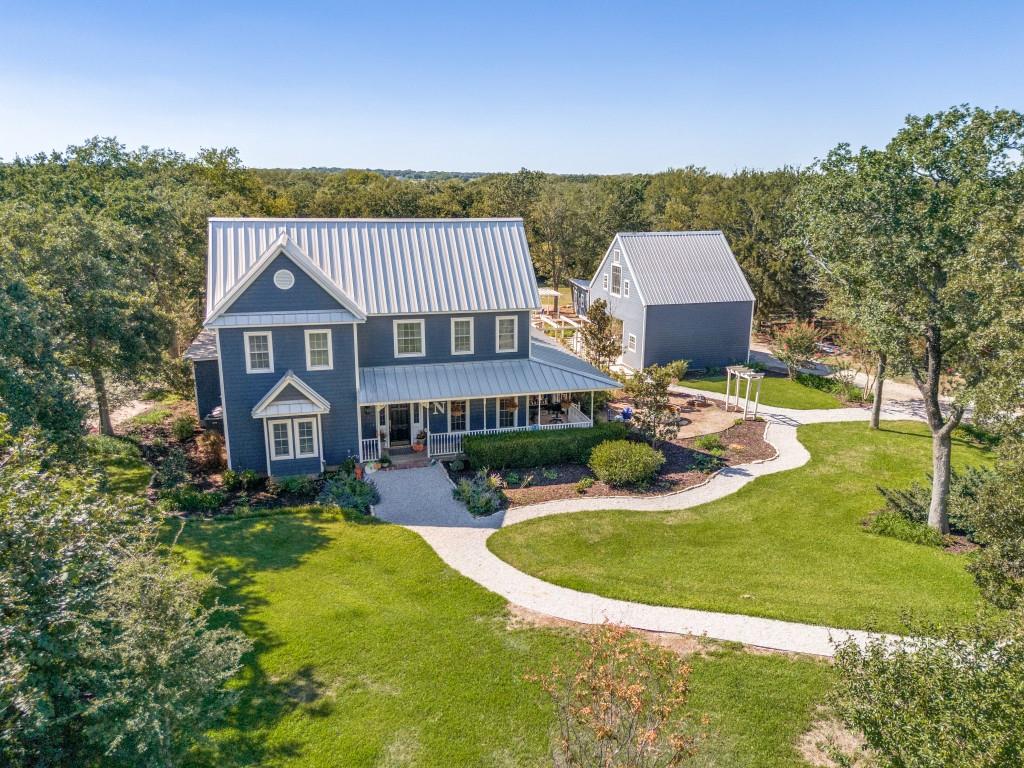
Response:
[388, 404, 411, 446]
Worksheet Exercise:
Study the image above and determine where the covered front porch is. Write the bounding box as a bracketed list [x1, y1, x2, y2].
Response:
[358, 392, 596, 461]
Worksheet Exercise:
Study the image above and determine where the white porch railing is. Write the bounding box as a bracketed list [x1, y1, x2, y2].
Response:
[360, 437, 381, 462]
[427, 414, 594, 457]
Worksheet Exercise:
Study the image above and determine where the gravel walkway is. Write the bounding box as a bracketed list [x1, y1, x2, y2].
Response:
[379, 400, 921, 656]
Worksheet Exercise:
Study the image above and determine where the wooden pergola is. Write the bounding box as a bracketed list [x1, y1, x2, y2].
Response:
[724, 365, 765, 420]
[538, 287, 561, 314]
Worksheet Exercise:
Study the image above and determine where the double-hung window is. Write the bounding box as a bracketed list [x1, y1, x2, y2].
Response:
[610, 264, 622, 296]
[498, 397, 518, 428]
[269, 420, 292, 459]
[394, 319, 425, 358]
[627, 333, 637, 352]
[295, 418, 318, 458]
[305, 329, 332, 370]
[624, 279, 630, 298]
[449, 399, 467, 432]
[496, 315, 517, 353]
[245, 332, 273, 373]
[451, 317, 474, 355]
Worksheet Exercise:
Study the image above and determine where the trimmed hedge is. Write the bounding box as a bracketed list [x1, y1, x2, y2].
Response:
[589, 440, 665, 487]
[463, 421, 628, 470]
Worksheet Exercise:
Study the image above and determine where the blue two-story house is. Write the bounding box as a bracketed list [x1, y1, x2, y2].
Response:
[185, 217, 620, 476]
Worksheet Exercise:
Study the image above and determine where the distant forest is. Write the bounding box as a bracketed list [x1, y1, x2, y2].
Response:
[253, 164, 818, 324]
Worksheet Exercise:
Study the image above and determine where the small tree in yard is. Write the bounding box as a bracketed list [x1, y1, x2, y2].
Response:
[625, 364, 677, 446]
[770, 322, 820, 379]
[530, 624, 703, 768]
[581, 298, 622, 372]
[830, 613, 1024, 768]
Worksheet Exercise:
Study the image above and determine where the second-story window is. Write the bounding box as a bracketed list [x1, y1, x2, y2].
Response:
[624, 279, 630, 297]
[244, 332, 273, 373]
[610, 264, 622, 296]
[305, 329, 333, 370]
[451, 317, 474, 355]
[394, 319, 425, 358]
[496, 316, 517, 353]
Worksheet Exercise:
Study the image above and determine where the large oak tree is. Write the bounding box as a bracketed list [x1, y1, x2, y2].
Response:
[798, 106, 1024, 532]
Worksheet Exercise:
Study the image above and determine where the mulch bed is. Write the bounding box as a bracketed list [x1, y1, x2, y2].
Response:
[446, 419, 775, 507]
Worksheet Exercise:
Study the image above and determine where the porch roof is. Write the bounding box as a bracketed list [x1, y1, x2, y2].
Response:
[358, 344, 619, 405]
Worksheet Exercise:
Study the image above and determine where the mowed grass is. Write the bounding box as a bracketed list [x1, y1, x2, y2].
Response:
[85, 434, 152, 495]
[683, 374, 844, 409]
[489, 422, 992, 633]
[174, 511, 831, 767]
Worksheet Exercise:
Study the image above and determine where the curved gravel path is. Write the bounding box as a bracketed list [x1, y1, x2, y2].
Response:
[374, 391, 924, 657]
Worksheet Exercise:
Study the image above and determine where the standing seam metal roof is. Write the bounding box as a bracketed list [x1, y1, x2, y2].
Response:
[207, 218, 541, 318]
[614, 231, 755, 305]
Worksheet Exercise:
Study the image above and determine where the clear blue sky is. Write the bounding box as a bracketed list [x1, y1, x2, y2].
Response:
[2, 1, 1021, 173]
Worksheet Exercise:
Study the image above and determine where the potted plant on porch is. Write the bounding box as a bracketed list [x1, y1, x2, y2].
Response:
[412, 429, 427, 452]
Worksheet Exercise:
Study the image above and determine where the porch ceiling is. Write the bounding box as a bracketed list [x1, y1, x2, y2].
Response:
[358, 347, 619, 406]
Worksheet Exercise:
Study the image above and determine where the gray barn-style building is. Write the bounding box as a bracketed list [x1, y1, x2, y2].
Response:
[569, 231, 754, 370]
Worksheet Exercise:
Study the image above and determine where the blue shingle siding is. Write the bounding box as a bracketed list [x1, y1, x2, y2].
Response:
[587, 244, 645, 370]
[265, 453, 322, 477]
[193, 360, 222, 422]
[360, 406, 377, 439]
[428, 402, 448, 433]
[219, 324, 359, 474]
[357, 311, 530, 367]
[642, 302, 752, 369]
[226, 253, 349, 315]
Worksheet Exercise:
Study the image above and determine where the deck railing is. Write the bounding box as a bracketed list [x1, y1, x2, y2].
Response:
[360, 437, 381, 462]
[426, 414, 593, 457]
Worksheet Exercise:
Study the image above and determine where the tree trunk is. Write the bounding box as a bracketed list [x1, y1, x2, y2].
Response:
[929, 430, 952, 534]
[870, 352, 887, 429]
[91, 366, 114, 436]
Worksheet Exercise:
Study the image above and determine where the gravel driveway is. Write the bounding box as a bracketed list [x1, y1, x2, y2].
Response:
[371, 463, 504, 529]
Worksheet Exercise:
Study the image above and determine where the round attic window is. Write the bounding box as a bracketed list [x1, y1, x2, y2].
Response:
[273, 269, 295, 290]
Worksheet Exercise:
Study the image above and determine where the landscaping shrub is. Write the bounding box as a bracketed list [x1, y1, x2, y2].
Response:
[161, 485, 226, 514]
[267, 474, 317, 498]
[452, 470, 506, 516]
[694, 434, 726, 455]
[317, 473, 380, 514]
[222, 468, 262, 493]
[449, 458, 465, 472]
[171, 414, 197, 441]
[795, 372, 869, 403]
[154, 447, 189, 488]
[589, 440, 665, 487]
[463, 422, 628, 470]
[194, 430, 225, 471]
[575, 477, 594, 494]
[867, 510, 945, 547]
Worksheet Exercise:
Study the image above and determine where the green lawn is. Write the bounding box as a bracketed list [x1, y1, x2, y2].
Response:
[489, 422, 991, 633]
[174, 510, 831, 767]
[683, 374, 844, 409]
[86, 434, 152, 495]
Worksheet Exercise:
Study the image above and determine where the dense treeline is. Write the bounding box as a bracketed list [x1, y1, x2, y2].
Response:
[0, 137, 816, 447]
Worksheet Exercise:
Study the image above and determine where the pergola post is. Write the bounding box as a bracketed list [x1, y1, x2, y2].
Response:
[743, 375, 752, 420]
[752, 377, 762, 419]
[725, 367, 734, 411]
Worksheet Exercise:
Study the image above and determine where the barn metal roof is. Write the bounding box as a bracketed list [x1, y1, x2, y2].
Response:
[610, 231, 755, 306]
[358, 343, 619, 405]
[207, 218, 541, 319]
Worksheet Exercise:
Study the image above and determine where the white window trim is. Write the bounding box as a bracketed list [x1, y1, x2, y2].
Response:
[624, 279, 630, 298]
[602, 273, 609, 290]
[495, 315, 518, 354]
[244, 331, 274, 374]
[393, 319, 426, 358]
[268, 419, 293, 460]
[294, 417, 319, 458]
[628, 333, 637, 353]
[304, 329, 333, 371]
[448, 399, 468, 432]
[610, 264, 622, 298]
[450, 317, 474, 356]
[498, 396, 518, 428]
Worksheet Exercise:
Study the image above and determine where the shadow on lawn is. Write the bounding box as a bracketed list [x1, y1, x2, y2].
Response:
[175, 508, 374, 767]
